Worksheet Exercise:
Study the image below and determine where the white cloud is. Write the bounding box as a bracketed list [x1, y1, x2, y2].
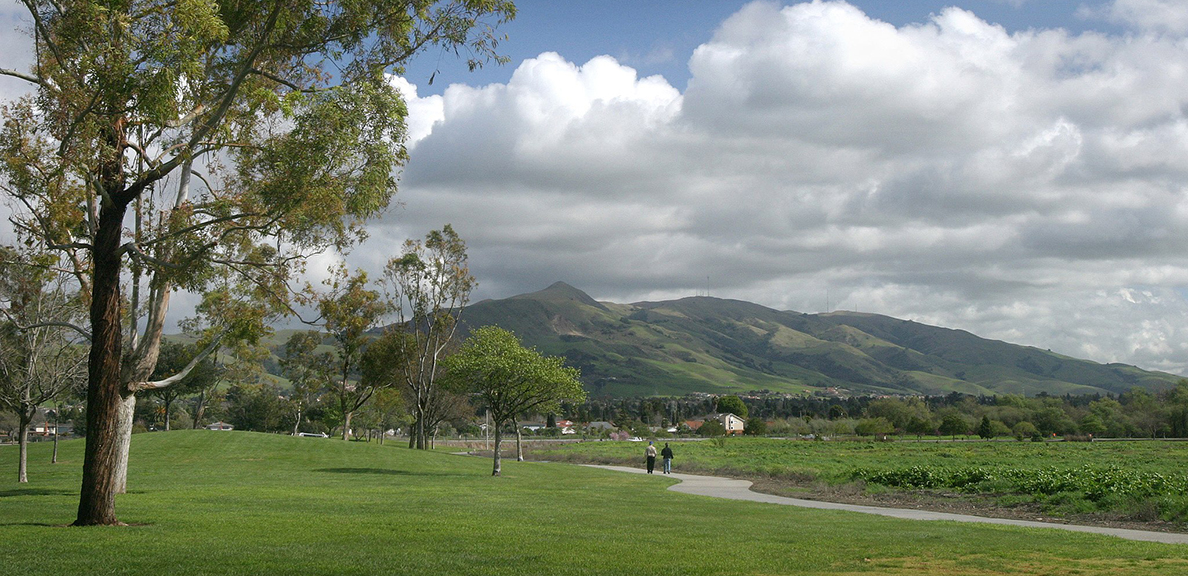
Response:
[1083, 0, 1188, 35]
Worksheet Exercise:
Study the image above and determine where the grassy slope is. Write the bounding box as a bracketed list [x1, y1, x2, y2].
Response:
[3, 432, 1188, 575]
[459, 283, 1184, 397]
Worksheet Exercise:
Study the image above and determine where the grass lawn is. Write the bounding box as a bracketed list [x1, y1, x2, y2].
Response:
[2, 431, 1188, 575]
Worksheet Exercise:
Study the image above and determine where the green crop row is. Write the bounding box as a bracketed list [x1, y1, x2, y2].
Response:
[852, 464, 1188, 502]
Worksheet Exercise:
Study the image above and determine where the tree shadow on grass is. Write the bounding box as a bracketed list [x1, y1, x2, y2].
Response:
[0, 488, 74, 498]
[315, 467, 465, 478]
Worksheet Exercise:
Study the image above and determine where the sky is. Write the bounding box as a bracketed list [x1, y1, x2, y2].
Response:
[6, 0, 1188, 377]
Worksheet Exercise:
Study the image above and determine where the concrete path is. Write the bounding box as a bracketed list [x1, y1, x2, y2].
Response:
[585, 465, 1188, 545]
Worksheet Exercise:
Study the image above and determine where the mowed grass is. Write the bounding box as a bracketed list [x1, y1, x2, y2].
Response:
[2, 432, 1188, 575]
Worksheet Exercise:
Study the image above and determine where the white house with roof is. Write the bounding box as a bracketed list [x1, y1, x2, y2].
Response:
[717, 413, 746, 435]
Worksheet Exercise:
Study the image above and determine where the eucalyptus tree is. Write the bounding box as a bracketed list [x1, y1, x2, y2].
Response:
[380, 225, 475, 450]
[443, 326, 585, 477]
[280, 331, 336, 436]
[0, 250, 87, 483]
[0, 0, 515, 525]
[319, 267, 389, 440]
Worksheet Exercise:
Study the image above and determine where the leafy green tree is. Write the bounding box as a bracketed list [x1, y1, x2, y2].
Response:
[743, 417, 767, 436]
[279, 331, 336, 435]
[442, 326, 584, 476]
[225, 383, 291, 433]
[698, 419, 726, 437]
[715, 395, 748, 419]
[1, 0, 515, 526]
[145, 341, 218, 431]
[906, 416, 935, 438]
[318, 267, 389, 440]
[855, 417, 895, 437]
[939, 412, 969, 439]
[977, 415, 994, 439]
[865, 398, 929, 430]
[1013, 421, 1039, 441]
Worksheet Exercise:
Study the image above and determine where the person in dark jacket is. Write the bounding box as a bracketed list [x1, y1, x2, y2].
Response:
[661, 443, 674, 474]
[645, 441, 657, 474]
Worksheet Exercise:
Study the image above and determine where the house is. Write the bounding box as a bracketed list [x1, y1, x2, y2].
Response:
[718, 413, 746, 435]
[586, 421, 616, 432]
[684, 420, 704, 431]
[32, 422, 72, 436]
[205, 421, 233, 431]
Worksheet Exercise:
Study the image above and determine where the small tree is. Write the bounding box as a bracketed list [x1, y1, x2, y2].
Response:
[699, 419, 726, 437]
[906, 416, 935, 439]
[318, 267, 389, 440]
[279, 331, 336, 435]
[743, 417, 767, 436]
[977, 415, 994, 440]
[939, 412, 969, 439]
[1013, 421, 1040, 441]
[443, 326, 584, 476]
[0, 250, 87, 482]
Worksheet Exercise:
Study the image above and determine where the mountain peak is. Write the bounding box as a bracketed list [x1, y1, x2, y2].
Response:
[514, 281, 608, 310]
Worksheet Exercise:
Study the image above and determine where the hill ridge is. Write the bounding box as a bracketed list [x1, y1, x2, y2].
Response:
[458, 283, 1182, 397]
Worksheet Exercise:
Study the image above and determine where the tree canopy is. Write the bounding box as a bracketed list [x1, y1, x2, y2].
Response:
[443, 326, 584, 476]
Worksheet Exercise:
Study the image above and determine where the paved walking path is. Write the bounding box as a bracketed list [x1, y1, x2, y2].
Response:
[585, 465, 1188, 545]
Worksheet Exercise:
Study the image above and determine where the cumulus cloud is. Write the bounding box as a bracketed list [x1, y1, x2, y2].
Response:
[358, 0, 1188, 376]
[1083, 0, 1188, 35]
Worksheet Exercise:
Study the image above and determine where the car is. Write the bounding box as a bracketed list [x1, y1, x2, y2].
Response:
[297, 432, 329, 438]
[627, 436, 643, 442]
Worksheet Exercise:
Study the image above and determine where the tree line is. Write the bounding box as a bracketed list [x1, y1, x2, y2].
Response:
[573, 386, 1188, 440]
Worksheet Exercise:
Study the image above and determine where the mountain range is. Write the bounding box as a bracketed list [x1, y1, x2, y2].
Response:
[457, 282, 1183, 398]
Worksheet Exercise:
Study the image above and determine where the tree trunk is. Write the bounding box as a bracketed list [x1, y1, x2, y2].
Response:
[292, 407, 302, 436]
[342, 411, 352, 441]
[492, 423, 503, 476]
[52, 416, 59, 464]
[193, 391, 207, 429]
[17, 407, 31, 483]
[112, 394, 135, 494]
[515, 426, 524, 462]
[75, 199, 130, 526]
[164, 396, 172, 431]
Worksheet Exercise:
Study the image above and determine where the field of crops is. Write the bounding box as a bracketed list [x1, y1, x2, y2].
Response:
[529, 438, 1188, 522]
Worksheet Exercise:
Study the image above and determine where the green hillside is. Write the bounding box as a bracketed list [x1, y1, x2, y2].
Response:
[459, 282, 1184, 397]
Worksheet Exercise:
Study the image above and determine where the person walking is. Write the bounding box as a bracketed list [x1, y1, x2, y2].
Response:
[661, 442, 674, 474]
[645, 441, 657, 474]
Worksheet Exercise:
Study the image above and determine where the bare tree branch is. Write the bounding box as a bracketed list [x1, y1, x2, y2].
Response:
[127, 330, 226, 393]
